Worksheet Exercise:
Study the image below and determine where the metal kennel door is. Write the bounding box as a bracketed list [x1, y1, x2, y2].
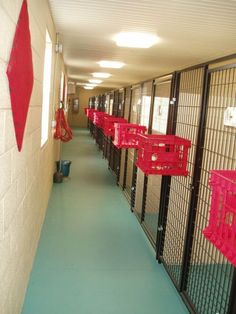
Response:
[119, 87, 131, 188]
[124, 85, 142, 203]
[184, 64, 236, 314]
[161, 67, 205, 287]
[111, 89, 125, 182]
[142, 76, 172, 243]
[133, 80, 153, 219]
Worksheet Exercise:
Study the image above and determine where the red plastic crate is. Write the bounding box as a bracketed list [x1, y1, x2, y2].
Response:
[136, 134, 191, 176]
[103, 116, 127, 137]
[203, 170, 236, 267]
[87, 109, 97, 121]
[93, 112, 109, 128]
[113, 123, 147, 148]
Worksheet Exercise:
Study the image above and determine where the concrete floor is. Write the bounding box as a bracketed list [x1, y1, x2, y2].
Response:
[22, 129, 188, 314]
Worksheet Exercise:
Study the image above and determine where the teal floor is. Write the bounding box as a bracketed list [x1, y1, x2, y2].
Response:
[22, 129, 188, 314]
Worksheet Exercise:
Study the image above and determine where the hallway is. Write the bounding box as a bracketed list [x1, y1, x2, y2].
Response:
[22, 129, 188, 314]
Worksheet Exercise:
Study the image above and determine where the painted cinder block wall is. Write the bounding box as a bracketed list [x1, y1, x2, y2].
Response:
[0, 0, 65, 313]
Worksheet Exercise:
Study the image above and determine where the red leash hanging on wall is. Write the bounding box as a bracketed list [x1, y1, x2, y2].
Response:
[54, 108, 73, 142]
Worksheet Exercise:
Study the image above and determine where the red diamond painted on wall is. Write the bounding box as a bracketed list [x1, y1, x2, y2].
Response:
[6, 0, 34, 151]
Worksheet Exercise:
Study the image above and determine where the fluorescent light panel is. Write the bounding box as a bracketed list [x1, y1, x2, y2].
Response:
[98, 60, 124, 69]
[89, 79, 103, 84]
[84, 86, 94, 90]
[85, 83, 97, 87]
[114, 32, 159, 48]
[92, 72, 111, 78]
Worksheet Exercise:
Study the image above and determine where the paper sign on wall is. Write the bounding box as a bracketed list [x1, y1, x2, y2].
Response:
[224, 107, 236, 128]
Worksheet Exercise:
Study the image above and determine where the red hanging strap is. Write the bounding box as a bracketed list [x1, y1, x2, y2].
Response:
[54, 108, 73, 142]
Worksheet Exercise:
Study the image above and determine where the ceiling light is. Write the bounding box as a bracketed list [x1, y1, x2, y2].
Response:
[98, 60, 124, 69]
[92, 72, 111, 78]
[85, 83, 97, 87]
[89, 79, 103, 84]
[114, 32, 160, 48]
[84, 86, 94, 90]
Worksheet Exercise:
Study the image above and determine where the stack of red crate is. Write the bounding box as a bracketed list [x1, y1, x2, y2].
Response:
[93, 112, 109, 128]
[203, 170, 236, 267]
[103, 116, 127, 137]
[136, 134, 191, 176]
[86, 109, 97, 121]
[113, 123, 147, 148]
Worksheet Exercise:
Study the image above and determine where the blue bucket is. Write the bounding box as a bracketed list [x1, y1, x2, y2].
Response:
[56, 160, 72, 177]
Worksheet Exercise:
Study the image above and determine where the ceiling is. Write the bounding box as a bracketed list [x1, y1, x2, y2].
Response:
[49, 0, 236, 89]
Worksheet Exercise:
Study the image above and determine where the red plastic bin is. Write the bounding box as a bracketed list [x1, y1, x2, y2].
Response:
[136, 134, 191, 176]
[203, 170, 236, 267]
[103, 116, 127, 137]
[113, 123, 147, 148]
[87, 109, 97, 121]
[93, 112, 109, 128]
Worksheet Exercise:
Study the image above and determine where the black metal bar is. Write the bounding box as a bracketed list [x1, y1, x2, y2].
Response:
[148, 80, 156, 134]
[117, 90, 123, 117]
[102, 133, 105, 158]
[86, 98, 90, 129]
[156, 72, 180, 261]
[180, 292, 199, 314]
[155, 176, 169, 262]
[123, 88, 133, 190]
[228, 269, 236, 314]
[180, 53, 236, 73]
[130, 155, 138, 212]
[167, 71, 180, 135]
[209, 62, 236, 73]
[141, 175, 148, 222]
[109, 91, 114, 115]
[140, 222, 156, 248]
[158, 258, 197, 314]
[108, 138, 113, 170]
[116, 149, 121, 185]
[140, 80, 155, 222]
[179, 66, 210, 292]
[112, 90, 119, 116]
[122, 150, 128, 190]
[115, 89, 125, 184]
[127, 88, 132, 122]
[111, 142, 114, 171]
[121, 88, 126, 118]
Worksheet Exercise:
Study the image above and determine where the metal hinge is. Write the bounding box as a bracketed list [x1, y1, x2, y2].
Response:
[170, 97, 176, 105]
[189, 184, 195, 190]
[157, 225, 163, 231]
